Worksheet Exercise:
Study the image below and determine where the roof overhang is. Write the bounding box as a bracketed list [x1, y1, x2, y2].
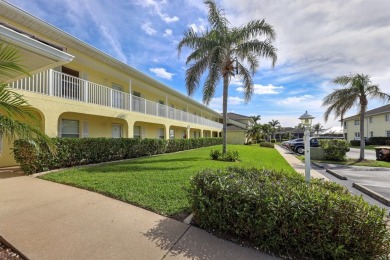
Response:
[0, 24, 74, 83]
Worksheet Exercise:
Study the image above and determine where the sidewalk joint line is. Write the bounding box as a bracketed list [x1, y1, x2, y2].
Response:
[161, 224, 191, 260]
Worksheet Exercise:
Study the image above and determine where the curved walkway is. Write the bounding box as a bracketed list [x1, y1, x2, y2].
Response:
[0, 171, 277, 260]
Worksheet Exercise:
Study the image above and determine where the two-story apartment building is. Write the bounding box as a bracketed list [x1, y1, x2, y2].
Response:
[226, 113, 255, 144]
[343, 104, 390, 142]
[0, 1, 223, 167]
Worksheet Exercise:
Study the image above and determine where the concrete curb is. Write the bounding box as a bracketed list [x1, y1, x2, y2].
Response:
[325, 169, 348, 180]
[352, 183, 390, 207]
[311, 161, 324, 168]
[0, 236, 29, 260]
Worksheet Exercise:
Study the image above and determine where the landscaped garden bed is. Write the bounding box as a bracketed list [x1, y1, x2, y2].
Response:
[39, 144, 294, 217]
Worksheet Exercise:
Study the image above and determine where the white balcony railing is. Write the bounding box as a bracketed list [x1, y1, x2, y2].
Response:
[9, 69, 223, 129]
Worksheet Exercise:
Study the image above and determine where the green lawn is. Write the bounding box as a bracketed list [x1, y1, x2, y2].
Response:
[41, 145, 295, 216]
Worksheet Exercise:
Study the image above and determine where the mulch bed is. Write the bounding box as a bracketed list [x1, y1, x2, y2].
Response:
[0, 242, 23, 260]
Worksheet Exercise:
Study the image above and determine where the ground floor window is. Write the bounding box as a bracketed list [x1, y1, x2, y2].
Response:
[0, 134, 3, 153]
[370, 131, 374, 137]
[386, 130, 390, 137]
[61, 119, 79, 138]
[354, 132, 360, 139]
[169, 129, 175, 139]
[158, 128, 165, 139]
[134, 126, 141, 139]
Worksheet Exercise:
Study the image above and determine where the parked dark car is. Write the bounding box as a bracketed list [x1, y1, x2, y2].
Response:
[290, 136, 344, 154]
[284, 138, 303, 150]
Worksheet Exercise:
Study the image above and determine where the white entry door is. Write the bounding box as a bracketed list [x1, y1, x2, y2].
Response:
[112, 124, 122, 138]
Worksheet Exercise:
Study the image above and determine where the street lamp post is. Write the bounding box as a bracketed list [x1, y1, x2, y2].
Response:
[299, 111, 315, 184]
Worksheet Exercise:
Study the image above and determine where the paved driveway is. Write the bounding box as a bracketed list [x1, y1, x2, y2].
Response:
[346, 148, 377, 160]
[319, 163, 390, 213]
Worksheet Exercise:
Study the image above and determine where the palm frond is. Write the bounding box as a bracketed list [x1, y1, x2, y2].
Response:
[0, 42, 30, 81]
[235, 61, 253, 102]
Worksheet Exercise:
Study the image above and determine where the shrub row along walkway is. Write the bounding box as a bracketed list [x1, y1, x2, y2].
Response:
[0, 171, 277, 260]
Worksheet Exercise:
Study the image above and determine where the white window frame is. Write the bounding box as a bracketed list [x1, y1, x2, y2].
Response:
[370, 131, 374, 137]
[369, 117, 373, 123]
[386, 114, 390, 122]
[169, 129, 175, 139]
[354, 132, 360, 138]
[343, 121, 347, 129]
[354, 120, 359, 126]
[61, 119, 80, 138]
[158, 128, 165, 139]
[134, 126, 141, 139]
[386, 130, 390, 137]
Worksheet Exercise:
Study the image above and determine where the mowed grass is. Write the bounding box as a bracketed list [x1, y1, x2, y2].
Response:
[41, 145, 295, 216]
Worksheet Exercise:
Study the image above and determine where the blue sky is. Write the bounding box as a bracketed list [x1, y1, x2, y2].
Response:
[7, 0, 390, 128]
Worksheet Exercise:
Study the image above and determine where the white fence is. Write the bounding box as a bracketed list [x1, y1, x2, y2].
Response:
[9, 70, 223, 129]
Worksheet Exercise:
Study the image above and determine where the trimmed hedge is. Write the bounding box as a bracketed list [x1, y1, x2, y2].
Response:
[350, 140, 360, 146]
[320, 139, 349, 161]
[13, 137, 222, 174]
[259, 142, 274, 148]
[369, 137, 390, 145]
[188, 167, 390, 259]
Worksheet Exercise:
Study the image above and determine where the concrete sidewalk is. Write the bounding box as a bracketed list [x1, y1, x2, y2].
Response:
[0, 172, 277, 260]
[274, 145, 329, 181]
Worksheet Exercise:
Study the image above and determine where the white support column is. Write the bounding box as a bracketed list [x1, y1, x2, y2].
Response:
[109, 89, 113, 107]
[129, 79, 132, 111]
[48, 69, 53, 96]
[165, 96, 168, 118]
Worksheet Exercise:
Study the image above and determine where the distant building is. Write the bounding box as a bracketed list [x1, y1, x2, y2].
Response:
[226, 113, 255, 144]
[275, 127, 304, 140]
[343, 104, 390, 142]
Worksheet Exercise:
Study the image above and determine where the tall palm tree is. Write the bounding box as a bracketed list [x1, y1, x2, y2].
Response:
[323, 73, 390, 160]
[250, 115, 261, 124]
[0, 41, 52, 149]
[178, 0, 277, 154]
[268, 119, 280, 139]
[245, 123, 261, 143]
[312, 122, 324, 136]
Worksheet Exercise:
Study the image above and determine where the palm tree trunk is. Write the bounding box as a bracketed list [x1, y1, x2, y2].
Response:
[222, 74, 228, 154]
[359, 108, 365, 160]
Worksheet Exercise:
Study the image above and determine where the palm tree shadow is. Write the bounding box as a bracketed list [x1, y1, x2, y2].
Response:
[142, 219, 275, 259]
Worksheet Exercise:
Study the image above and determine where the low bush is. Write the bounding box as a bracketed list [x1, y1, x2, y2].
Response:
[209, 149, 239, 162]
[188, 167, 390, 259]
[350, 140, 360, 146]
[370, 137, 390, 145]
[259, 142, 274, 148]
[13, 137, 222, 174]
[320, 139, 349, 161]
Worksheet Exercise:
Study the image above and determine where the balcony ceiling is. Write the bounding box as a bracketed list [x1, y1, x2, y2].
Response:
[0, 25, 74, 83]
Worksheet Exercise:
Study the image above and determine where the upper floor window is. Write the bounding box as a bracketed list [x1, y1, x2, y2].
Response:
[387, 130, 390, 137]
[61, 119, 79, 138]
[343, 121, 347, 129]
[386, 114, 390, 122]
[369, 117, 373, 123]
[354, 120, 359, 125]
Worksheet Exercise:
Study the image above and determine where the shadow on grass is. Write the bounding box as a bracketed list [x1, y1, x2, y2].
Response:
[143, 219, 272, 260]
[79, 164, 191, 174]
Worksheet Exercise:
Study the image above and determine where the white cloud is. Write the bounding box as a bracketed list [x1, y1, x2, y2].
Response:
[163, 28, 173, 37]
[135, 0, 179, 23]
[208, 96, 246, 111]
[149, 67, 174, 80]
[236, 84, 283, 95]
[141, 21, 157, 35]
[277, 95, 314, 105]
[188, 18, 208, 33]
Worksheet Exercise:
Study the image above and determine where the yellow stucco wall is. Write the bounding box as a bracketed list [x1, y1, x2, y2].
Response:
[227, 131, 246, 144]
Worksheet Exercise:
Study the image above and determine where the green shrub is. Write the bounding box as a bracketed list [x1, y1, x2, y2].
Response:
[270, 139, 276, 143]
[13, 137, 223, 174]
[320, 139, 349, 161]
[209, 150, 239, 162]
[259, 142, 274, 148]
[369, 137, 390, 145]
[209, 149, 221, 160]
[188, 167, 390, 259]
[350, 140, 360, 146]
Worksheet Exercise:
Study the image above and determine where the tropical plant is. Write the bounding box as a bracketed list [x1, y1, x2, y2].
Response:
[0, 41, 52, 151]
[312, 122, 324, 136]
[250, 115, 261, 124]
[268, 119, 280, 139]
[323, 73, 390, 160]
[245, 123, 261, 142]
[177, 0, 277, 154]
[261, 124, 272, 141]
